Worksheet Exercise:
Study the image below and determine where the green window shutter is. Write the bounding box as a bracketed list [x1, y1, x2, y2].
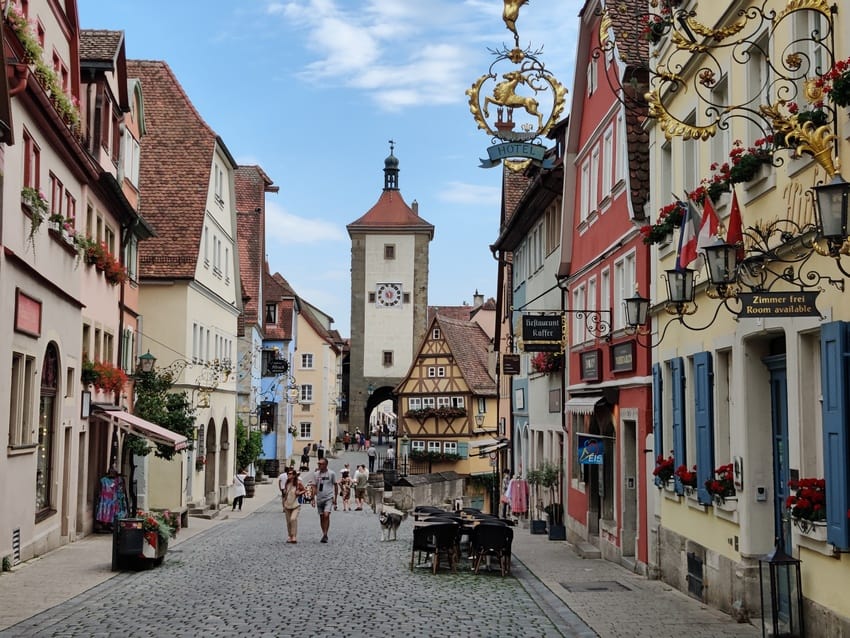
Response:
[457, 442, 469, 459]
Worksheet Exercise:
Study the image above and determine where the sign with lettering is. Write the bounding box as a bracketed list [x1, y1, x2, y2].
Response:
[521, 315, 564, 352]
[267, 359, 289, 375]
[580, 349, 601, 382]
[737, 291, 821, 318]
[578, 436, 604, 465]
[610, 341, 635, 373]
[480, 142, 549, 168]
[502, 353, 521, 376]
[15, 288, 42, 337]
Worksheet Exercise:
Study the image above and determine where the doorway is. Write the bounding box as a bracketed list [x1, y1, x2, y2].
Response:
[621, 419, 637, 557]
[763, 352, 791, 553]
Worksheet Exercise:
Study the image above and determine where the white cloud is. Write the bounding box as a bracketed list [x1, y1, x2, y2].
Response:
[264, 201, 346, 244]
[439, 181, 501, 206]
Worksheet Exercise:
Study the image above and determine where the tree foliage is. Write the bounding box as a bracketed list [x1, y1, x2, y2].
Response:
[235, 419, 263, 470]
[130, 368, 196, 460]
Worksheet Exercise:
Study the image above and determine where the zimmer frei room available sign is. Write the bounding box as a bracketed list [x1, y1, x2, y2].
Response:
[737, 291, 821, 318]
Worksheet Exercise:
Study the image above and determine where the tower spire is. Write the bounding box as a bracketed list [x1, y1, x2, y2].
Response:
[383, 139, 399, 191]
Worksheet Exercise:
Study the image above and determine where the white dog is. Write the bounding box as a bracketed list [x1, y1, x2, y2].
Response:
[379, 508, 407, 541]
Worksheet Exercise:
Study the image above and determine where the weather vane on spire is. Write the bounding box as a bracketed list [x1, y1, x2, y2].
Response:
[388, 139, 395, 155]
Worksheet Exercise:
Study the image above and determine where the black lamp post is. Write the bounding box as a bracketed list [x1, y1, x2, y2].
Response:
[814, 173, 850, 240]
[758, 537, 805, 638]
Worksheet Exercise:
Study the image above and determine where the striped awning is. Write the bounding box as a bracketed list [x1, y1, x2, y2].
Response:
[564, 395, 604, 415]
[92, 406, 188, 451]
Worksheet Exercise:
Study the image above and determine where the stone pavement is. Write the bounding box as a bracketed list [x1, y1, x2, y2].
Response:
[0, 450, 759, 637]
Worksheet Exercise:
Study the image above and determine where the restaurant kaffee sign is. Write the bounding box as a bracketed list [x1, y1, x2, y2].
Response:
[518, 314, 565, 352]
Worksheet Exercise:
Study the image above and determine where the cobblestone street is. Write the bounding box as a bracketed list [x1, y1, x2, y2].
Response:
[1, 498, 568, 637]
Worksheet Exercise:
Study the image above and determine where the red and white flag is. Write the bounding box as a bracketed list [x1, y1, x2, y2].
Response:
[697, 197, 720, 251]
[676, 199, 701, 270]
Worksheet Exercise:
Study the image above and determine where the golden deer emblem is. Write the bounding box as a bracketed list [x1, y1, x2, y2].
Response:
[483, 70, 543, 130]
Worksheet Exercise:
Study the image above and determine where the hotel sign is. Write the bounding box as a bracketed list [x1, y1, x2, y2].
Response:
[737, 291, 821, 318]
[580, 349, 601, 382]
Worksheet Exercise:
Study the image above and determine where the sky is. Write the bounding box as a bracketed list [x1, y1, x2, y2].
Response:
[78, 0, 584, 335]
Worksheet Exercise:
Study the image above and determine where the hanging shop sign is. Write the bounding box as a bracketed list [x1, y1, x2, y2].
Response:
[578, 436, 604, 465]
[520, 314, 564, 352]
[466, 3, 566, 172]
[737, 291, 821, 318]
[502, 353, 521, 375]
[267, 359, 289, 375]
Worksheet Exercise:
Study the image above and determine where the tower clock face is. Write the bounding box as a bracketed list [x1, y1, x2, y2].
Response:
[376, 283, 402, 307]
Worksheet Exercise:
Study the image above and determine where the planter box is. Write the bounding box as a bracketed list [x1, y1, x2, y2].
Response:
[713, 496, 738, 512]
[142, 532, 168, 562]
[793, 518, 827, 542]
[548, 524, 566, 541]
[530, 520, 547, 535]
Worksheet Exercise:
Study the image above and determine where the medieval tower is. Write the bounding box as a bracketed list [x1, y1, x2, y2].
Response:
[347, 145, 434, 433]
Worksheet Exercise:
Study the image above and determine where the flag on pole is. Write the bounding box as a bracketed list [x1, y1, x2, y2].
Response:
[676, 199, 701, 270]
[697, 197, 720, 251]
[726, 188, 744, 260]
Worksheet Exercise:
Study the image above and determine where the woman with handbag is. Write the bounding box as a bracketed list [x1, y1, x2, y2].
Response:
[279, 468, 307, 543]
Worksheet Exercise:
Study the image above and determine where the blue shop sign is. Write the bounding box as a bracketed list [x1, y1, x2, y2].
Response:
[578, 436, 603, 465]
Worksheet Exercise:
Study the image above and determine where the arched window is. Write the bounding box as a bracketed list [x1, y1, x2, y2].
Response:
[36, 343, 59, 515]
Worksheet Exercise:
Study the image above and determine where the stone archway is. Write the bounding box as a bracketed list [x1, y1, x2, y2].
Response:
[205, 418, 217, 504]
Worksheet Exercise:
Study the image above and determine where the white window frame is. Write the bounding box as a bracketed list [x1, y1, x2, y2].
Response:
[422, 397, 436, 409]
[580, 161, 590, 222]
[614, 251, 636, 330]
[427, 366, 436, 378]
[572, 285, 586, 343]
[427, 441, 441, 453]
[9, 352, 36, 446]
[444, 441, 458, 455]
[300, 384, 313, 404]
[301, 353, 314, 369]
[616, 112, 626, 184]
[408, 397, 422, 411]
[436, 366, 446, 378]
[432, 328, 441, 340]
[437, 396, 451, 408]
[411, 440, 425, 452]
[590, 146, 600, 213]
[602, 125, 614, 197]
[451, 396, 465, 409]
[299, 422, 312, 439]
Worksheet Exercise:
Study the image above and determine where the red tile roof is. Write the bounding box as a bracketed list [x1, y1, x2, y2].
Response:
[80, 30, 123, 63]
[436, 315, 496, 396]
[128, 60, 219, 279]
[347, 189, 434, 237]
[263, 268, 296, 340]
[235, 166, 275, 332]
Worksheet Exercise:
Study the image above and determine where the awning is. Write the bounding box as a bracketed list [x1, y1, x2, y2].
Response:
[92, 407, 189, 451]
[471, 438, 510, 457]
[564, 395, 604, 415]
[469, 438, 501, 449]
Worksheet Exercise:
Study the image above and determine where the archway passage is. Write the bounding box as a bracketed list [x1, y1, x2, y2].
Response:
[205, 419, 217, 505]
[364, 385, 397, 446]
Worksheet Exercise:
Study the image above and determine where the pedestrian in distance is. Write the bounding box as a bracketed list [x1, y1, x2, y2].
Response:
[353, 464, 368, 511]
[339, 466, 353, 511]
[280, 468, 307, 543]
[343, 432, 351, 451]
[231, 467, 247, 511]
[310, 457, 338, 542]
[367, 444, 377, 473]
[385, 446, 395, 469]
[317, 440, 325, 460]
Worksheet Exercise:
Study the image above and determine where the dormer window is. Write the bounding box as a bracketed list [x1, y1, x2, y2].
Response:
[265, 303, 277, 324]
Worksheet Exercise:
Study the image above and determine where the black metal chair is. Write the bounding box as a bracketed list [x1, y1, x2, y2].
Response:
[410, 522, 460, 574]
[470, 523, 514, 577]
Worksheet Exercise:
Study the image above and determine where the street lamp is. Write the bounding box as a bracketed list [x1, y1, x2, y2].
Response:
[475, 412, 485, 428]
[814, 173, 850, 240]
[137, 350, 156, 373]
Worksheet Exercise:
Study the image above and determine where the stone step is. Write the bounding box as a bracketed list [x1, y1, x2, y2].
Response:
[574, 541, 601, 559]
[188, 505, 227, 520]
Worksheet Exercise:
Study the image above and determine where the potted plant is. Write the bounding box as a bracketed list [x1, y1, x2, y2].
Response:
[705, 463, 736, 504]
[675, 464, 698, 495]
[195, 456, 206, 471]
[786, 477, 826, 534]
[727, 137, 773, 184]
[639, 200, 687, 246]
[652, 454, 675, 487]
[92, 360, 128, 394]
[530, 351, 563, 374]
[816, 56, 850, 107]
[138, 509, 178, 564]
[526, 467, 548, 534]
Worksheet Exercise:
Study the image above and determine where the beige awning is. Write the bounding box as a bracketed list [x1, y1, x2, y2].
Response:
[92, 407, 188, 451]
[469, 437, 501, 449]
[564, 395, 604, 415]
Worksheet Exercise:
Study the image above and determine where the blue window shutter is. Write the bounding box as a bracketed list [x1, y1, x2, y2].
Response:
[457, 442, 469, 459]
[694, 352, 715, 505]
[671, 357, 686, 495]
[652, 363, 664, 487]
[820, 321, 850, 550]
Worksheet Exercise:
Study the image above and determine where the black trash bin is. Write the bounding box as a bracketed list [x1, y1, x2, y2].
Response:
[112, 518, 144, 571]
[383, 468, 397, 490]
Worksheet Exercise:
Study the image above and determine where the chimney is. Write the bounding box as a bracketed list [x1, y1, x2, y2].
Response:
[412, 199, 418, 215]
[473, 289, 484, 307]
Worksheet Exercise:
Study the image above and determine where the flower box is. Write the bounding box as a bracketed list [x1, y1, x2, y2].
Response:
[713, 496, 738, 512]
[142, 531, 168, 560]
[793, 518, 827, 542]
